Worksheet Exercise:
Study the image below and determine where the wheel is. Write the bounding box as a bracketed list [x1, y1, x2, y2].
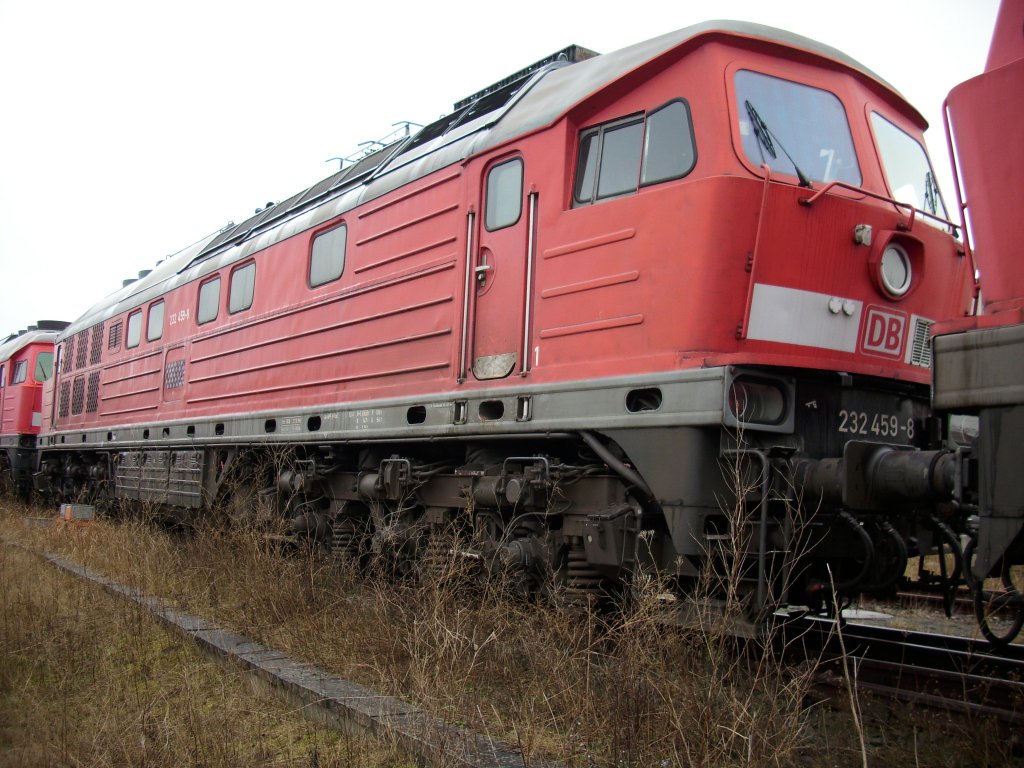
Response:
[972, 555, 1024, 647]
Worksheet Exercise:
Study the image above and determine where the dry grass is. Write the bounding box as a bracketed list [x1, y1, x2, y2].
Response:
[1, 498, 1018, 767]
[0, 503, 412, 767]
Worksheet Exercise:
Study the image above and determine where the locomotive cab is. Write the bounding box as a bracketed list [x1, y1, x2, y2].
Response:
[0, 321, 67, 497]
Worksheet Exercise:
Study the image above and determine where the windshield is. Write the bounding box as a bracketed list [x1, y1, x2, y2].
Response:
[870, 113, 948, 220]
[34, 351, 54, 383]
[735, 70, 861, 185]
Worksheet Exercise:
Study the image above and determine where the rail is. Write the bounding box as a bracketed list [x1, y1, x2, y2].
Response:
[788, 616, 1024, 724]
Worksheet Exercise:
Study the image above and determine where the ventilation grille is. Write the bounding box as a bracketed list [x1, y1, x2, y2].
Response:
[86, 371, 101, 413]
[61, 339, 74, 373]
[906, 316, 933, 368]
[164, 359, 186, 390]
[59, 380, 71, 418]
[74, 330, 89, 369]
[71, 376, 86, 415]
[90, 323, 104, 365]
[108, 321, 122, 350]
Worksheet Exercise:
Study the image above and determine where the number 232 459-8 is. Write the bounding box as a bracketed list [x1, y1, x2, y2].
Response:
[838, 410, 915, 440]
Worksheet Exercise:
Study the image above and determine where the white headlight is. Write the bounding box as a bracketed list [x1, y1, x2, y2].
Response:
[880, 242, 911, 297]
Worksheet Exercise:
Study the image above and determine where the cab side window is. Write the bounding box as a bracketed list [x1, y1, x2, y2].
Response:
[574, 99, 695, 206]
[12, 360, 27, 384]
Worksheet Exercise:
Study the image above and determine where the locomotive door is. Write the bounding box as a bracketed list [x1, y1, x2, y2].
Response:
[471, 155, 531, 380]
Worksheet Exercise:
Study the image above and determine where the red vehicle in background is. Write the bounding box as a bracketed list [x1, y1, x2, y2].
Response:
[933, 0, 1024, 643]
[0, 321, 68, 496]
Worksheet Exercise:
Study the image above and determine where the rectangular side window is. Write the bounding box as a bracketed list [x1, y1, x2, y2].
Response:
[126, 311, 142, 349]
[229, 262, 255, 314]
[641, 101, 696, 186]
[0, 364, 4, 388]
[574, 100, 695, 207]
[309, 225, 347, 287]
[485, 158, 523, 231]
[147, 301, 165, 342]
[596, 120, 643, 199]
[12, 360, 27, 384]
[198, 276, 221, 324]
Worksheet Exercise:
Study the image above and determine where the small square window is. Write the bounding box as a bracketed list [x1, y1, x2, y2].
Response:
[147, 301, 165, 342]
[198, 277, 221, 324]
[229, 262, 255, 314]
[126, 311, 142, 349]
[310, 225, 347, 287]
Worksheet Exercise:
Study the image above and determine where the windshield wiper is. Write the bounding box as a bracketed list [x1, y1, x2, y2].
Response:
[924, 170, 941, 216]
[745, 100, 812, 188]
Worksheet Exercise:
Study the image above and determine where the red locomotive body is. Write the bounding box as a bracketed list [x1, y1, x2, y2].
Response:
[37, 22, 973, 621]
[0, 322, 67, 495]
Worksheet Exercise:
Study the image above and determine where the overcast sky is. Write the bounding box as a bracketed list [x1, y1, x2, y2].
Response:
[0, 0, 999, 336]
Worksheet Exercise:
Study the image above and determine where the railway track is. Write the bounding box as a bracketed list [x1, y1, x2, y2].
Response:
[788, 615, 1024, 724]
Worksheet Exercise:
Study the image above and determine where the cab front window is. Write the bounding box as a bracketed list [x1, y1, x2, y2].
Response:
[34, 352, 54, 383]
[871, 112, 948, 219]
[735, 70, 860, 185]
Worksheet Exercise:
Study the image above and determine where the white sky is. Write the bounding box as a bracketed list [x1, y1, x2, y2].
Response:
[0, 0, 999, 335]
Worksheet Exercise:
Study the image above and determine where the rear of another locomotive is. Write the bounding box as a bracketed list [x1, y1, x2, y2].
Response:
[546, 25, 974, 619]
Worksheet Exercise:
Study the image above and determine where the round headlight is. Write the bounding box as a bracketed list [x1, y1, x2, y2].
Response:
[880, 242, 911, 297]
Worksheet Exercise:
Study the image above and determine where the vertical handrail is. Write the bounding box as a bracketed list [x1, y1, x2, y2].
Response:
[738, 166, 773, 340]
[458, 211, 475, 384]
[520, 191, 538, 377]
[942, 97, 981, 309]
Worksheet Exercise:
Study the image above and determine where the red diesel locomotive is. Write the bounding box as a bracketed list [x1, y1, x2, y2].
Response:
[33, 21, 975, 623]
[0, 321, 68, 496]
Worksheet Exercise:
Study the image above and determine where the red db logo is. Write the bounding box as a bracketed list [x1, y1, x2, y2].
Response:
[861, 307, 906, 358]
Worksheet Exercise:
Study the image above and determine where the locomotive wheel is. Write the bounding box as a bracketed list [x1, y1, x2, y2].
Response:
[966, 539, 1024, 647]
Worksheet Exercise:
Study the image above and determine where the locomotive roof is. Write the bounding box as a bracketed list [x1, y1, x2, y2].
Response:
[0, 322, 68, 363]
[60, 20, 911, 340]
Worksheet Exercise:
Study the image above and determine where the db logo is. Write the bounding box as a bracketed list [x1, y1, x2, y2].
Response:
[860, 307, 907, 358]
